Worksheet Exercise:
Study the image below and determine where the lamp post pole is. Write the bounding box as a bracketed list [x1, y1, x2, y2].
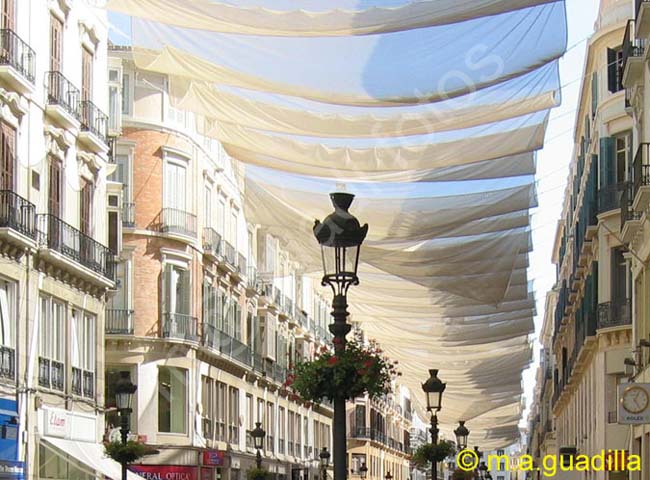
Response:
[314, 192, 368, 480]
[114, 371, 137, 480]
[120, 410, 130, 480]
[430, 414, 439, 480]
[421, 369, 445, 480]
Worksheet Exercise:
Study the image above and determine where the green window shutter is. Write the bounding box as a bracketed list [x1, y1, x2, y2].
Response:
[591, 71, 598, 118]
[599, 137, 616, 187]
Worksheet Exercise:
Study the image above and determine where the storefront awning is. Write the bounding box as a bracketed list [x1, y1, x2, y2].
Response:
[40, 437, 144, 480]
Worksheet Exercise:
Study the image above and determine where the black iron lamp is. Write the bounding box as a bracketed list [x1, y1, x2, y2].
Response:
[422, 369, 446, 412]
[314, 192, 368, 297]
[359, 464, 368, 479]
[251, 422, 266, 468]
[385, 472, 393, 480]
[319, 447, 331, 468]
[314, 192, 368, 480]
[453, 421, 469, 450]
[114, 371, 137, 480]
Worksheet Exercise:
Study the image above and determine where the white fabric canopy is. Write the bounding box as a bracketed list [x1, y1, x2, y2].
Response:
[108, 0, 559, 37]
[113, 0, 568, 447]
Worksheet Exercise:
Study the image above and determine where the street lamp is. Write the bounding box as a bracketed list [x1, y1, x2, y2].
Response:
[478, 462, 488, 480]
[319, 447, 331, 480]
[314, 192, 368, 480]
[453, 421, 469, 450]
[359, 464, 368, 479]
[114, 371, 137, 480]
[251, 422, 266, 469]
[422, 369, 446, 480]
[385, 472, 393, 480]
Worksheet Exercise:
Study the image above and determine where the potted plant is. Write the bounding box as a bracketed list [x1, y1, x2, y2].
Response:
[246, 467, 272, 480]
[412, 440, 456, 467]
[286, 339, 398, 402]
[104, 440, 158, 464]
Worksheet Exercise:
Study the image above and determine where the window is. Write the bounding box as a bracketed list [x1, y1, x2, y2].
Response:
[288, 411, 295, 455]
[110, 153, 132, 202]
[614, 131, 631, 183]
[265, 236, 276, 274]
[0, 278, 15, 379]
[38, 296, 65, 391]
[121, 74, 130, 115]
[279, 407, 286, 454]
[216, 381, 227, 441]
[228, 386, 239, 443]
[0, 121, 15, 191]
[1, 0, 15, 30]
[216, 196, 226, 236]
[202, 376, 214, 440]
[48, 157, 62, 217]
[163, 264, 191, 315]
[71, 311, 96, 398]
[163, 159, 187, 212]
[79, 181, 93, 236]
[105, 368, 136, 431]
[49, 15, 63, 71]
[204, 185, 212, 229]
[607, 47, 623, 93]
[81, 48, 92, 102]
[158, 366, 187, 434]
[351, 454, 367, 475]
[303, 416, 308, 457]
[246, 394, 254, 448]
[230, 210, 238, 250]
[266, 402, 274, 452]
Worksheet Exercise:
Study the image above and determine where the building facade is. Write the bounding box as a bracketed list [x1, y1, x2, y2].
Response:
[105, 46, 335, 480]
[0, 0, 118, 478]
[531, 2, 635, 480]
[346, 389, 412, 480]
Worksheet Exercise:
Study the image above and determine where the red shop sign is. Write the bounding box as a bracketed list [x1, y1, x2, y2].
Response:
[129, 465, 199, 480]
[202, 450, 225, 466]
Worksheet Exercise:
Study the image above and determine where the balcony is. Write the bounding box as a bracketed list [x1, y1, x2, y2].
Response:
[633, 143, 650, 212]
[233, 252, 247, 281]
[36, 214, 115, 285]
[246, 266, 261, 295]
[597, 182, 625, 214]
[45, 71, 81, 129]
[636, 0, 650, 38]
[159, 208, 196, 238]
[0, 190, 36, 249]
[0, 346, 15, 381]
[223, 240, 236, 269]
[621, 182, 642, 243]
[162, 312, 199, 342]
[597, 300, 632, 329]
[106, 309, 134, 335]
[38, 358, 64, 391]
[79, 100, 109, 152]
[202, 324, 253, 366]
[0, 29, 35, 94]
[622, 20, 646, 88]
[203, 227, 222, 258]
[122, 202, 135, 228]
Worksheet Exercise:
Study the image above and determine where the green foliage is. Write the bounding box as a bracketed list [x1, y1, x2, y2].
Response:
[412, 441, 456, 467]
[104, 440, 158, 464]
[246, 468, 272, 480]
[286, 339, 398, 402]
[452, 469, 476, 480]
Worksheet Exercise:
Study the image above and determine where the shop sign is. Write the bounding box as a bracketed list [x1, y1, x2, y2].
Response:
[202, 450, 225, 466]
[129, 465, 199, 480]
[44, 410, 67, 438]
[0, 460, 24, 479]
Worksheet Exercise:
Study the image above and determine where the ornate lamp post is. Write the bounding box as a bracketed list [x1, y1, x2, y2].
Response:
[251, 422, 266, 469]
[359, 464, 368, 479]
[114, 371, 137, 480]
[422, 369, 446, 480]
[453, 421, 469, 450]
[314, 192, 368, 480]
[320, 447, 331, 480]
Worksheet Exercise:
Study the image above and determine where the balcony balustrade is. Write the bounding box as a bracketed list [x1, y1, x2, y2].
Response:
[159, 208, 196, 237]
[597, 300, 632, 329]
[0, 346, 15, 380]
[0, 190, 36, 240]
[106, 309, 134, 335]
[80, 100, 108, 144]
[622, 19, 646, 87]
[237, 253, 247, 276]
[36, 214, 115, 281]
[202, 324, 253, 366]
[0, 29, 35, 85]
[46, 71, 80, 120]
[162, 312, 199, 342]
[38, 358, 64, 391]
[223, 240, 236, 267]
[203, 227, 222, 256]
[122, 202, 135, 228]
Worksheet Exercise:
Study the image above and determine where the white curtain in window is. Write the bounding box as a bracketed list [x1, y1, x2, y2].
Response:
[0, 281, 13, 348]
[71, 311, 82, 369]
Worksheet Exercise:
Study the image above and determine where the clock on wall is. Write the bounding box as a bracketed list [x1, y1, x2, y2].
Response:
[621, 385, 650, 414]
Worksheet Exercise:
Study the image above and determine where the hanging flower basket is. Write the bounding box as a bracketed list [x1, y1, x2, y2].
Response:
[246, 468, 272, 480]
[412, 440, 456, 467]
[104, 440, 159, 464]
[286, 339, 398, 402]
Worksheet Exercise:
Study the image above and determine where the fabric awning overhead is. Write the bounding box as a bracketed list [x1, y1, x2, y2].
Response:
[107, 0, 568, 448]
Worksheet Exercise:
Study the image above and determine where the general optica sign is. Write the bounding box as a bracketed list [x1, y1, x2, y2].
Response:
[129, 465, 199, 480]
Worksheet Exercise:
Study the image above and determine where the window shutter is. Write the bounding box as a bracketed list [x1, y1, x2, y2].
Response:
[591, 71, 598, 118]
[599, 137, 616, 188]
[607, 48, 618, 93]
[162, 265, 171, 315]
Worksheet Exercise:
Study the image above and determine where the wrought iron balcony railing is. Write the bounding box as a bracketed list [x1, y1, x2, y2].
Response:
[122, 202, 135, 228]
[237, 252, 247, 276]
[633, 143, 650, 199]
[223, 240, 236, 267]
[106, 309, 134, 334]
[622, 19, 646, 76]
[597, 300, 632, 329]
[202, 324, 253, 366]
[38, 358, 64, 391]
[162, 312, 199, 342]
[0, 190, 36, 239]
[0, 29, 35, 83]
[0, 346, 15, 380]
[36, 214, 115, 280]
[203, 227, 222, 255]
[80, 100, 108, 143]
[159, 208, 196, 237]
[46, 71, 80, 119]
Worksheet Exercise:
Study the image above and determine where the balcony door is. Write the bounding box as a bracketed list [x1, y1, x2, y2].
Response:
[1, 0, 15, 31]
[0, 122, 15, 191]
[163, 159, 187, 213]
[49, 15, 62, 71]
